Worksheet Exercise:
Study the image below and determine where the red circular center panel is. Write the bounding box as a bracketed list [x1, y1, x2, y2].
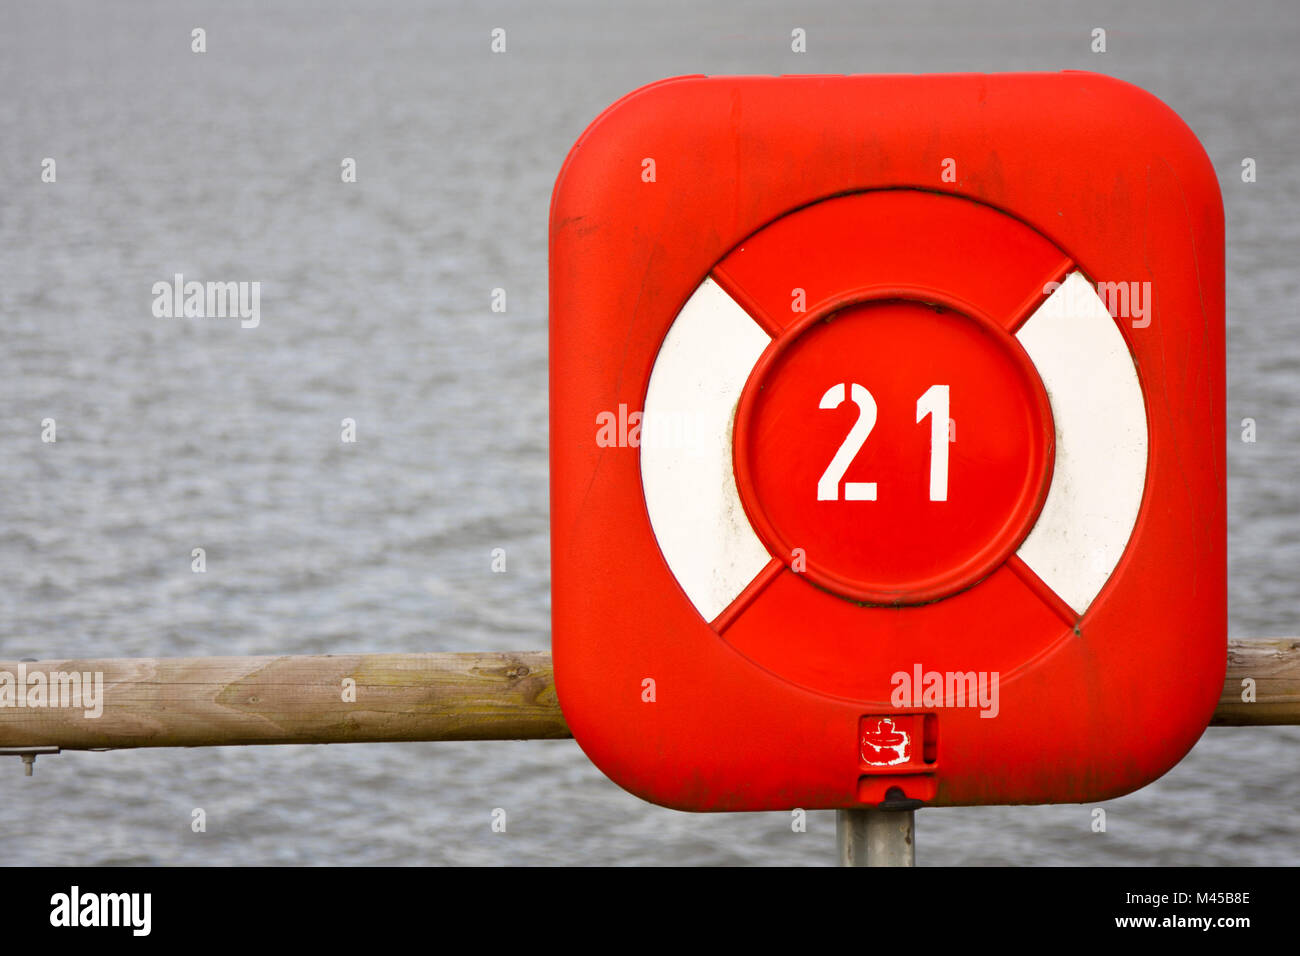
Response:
[733, 296, 1054, 605]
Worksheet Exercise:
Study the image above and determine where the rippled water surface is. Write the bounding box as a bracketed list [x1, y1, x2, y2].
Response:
[1, 0, 1297, 865]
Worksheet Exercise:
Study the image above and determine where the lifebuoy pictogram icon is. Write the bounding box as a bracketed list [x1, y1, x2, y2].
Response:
[641, 190, 1148, 699]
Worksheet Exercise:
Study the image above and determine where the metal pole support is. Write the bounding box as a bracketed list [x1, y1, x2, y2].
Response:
[837, 808, 916, 866]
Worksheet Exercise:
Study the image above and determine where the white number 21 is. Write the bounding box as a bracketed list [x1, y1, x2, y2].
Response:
[816, 383, 949, 502]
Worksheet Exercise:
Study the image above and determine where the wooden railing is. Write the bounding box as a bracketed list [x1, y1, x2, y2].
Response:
[0, 640, 1295, 758]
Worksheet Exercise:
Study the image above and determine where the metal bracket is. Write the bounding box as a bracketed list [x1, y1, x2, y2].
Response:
[878, 785, 926, 812]
[1, 746, 61, 776]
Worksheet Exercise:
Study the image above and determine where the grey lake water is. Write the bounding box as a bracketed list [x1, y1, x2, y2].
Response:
[0, 0, 1297, 866]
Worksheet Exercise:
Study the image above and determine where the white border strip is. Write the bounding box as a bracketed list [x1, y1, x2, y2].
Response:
[1014, 272, 1148, 614]
[640, 278, 774, 622]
